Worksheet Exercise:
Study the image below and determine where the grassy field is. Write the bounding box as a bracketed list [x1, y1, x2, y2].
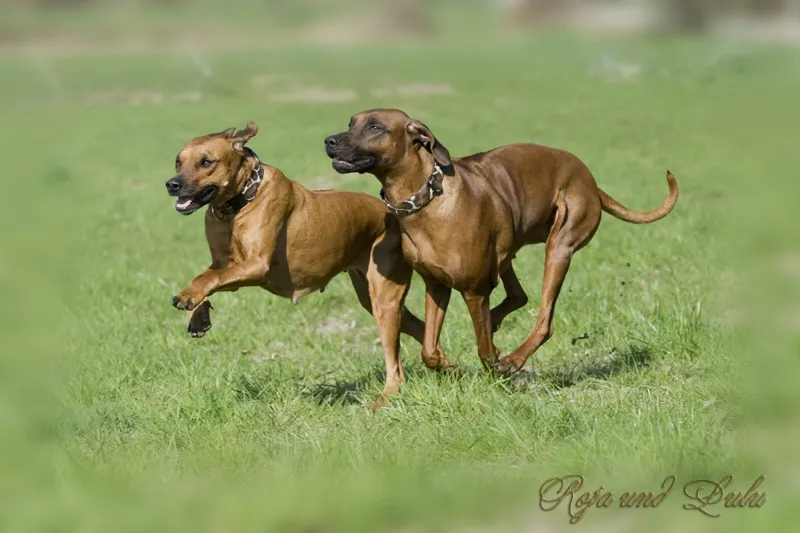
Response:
[1, 8, 798, 532]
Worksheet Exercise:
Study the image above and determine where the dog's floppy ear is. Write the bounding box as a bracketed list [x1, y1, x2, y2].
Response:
[407, 119, 452, 168]
[230, 121, 259, 152]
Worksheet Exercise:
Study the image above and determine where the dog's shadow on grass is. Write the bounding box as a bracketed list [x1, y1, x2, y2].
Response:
[304, 367, 436, 406]
[304, 370, 381, 406]
[234, 369, 372, 407]
[534, 344, 654, 389]
[234, 364, 456, 407]
[236, 345, 654, 406]
[304, 345, 655, 405]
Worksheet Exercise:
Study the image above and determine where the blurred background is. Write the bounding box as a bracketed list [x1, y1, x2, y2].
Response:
[0, 1, 798, 532]
[3, 0, 800, 46]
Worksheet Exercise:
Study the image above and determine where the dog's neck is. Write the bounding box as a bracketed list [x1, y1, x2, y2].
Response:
[378, 151, 438, 205]
[211, 149, 253, 201]
[234, 148, 261, 194]
[209, 149, 264, 218]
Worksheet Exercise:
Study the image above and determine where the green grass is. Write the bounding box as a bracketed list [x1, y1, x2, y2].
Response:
[2, 21, 799, 533]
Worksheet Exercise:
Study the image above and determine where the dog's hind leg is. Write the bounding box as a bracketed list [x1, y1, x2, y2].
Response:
[490, 263, 529, 333]
[493, 191, 588, 375]
[494, 189, 600, 375]
[493, 243, 571, 376]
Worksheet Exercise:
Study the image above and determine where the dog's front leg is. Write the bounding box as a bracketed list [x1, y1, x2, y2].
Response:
[187, 298, 213, 337]
[172, 259, 269, 311]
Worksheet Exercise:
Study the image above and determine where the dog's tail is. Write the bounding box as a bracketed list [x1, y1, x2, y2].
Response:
[598, 171, 679, 224]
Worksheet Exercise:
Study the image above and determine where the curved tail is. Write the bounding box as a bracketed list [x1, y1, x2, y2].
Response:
[598, 171, 679, 224]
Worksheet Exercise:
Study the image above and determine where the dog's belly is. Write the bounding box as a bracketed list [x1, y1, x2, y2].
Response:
[259, 263, 335, 304]
[261, 281, 324, 303]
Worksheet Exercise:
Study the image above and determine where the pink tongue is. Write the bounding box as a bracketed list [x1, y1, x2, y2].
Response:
[176, 198, 193, 209]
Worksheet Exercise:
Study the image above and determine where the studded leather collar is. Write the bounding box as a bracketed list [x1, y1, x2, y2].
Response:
[210, 149, 264, 220]
[380, 164, 445, 217]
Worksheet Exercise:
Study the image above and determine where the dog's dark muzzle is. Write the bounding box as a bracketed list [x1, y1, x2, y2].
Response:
[324, 134, 346, 158]
[324, 134, 375, 174]
[165, 174, 217, 215]
[165, 175, 185, 196]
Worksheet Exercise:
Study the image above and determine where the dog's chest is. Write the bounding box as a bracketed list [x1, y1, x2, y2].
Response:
[400, 219, 510, 290]
[400, 230, 462, 286]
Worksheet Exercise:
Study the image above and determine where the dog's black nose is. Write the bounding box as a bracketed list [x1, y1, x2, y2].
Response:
[165, 176, 183, 195]
[325, 135, 339, 148]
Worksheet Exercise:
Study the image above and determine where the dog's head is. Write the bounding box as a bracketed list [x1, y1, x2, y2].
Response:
[166, 121, 259, 215]
[324, 109, 451, 179]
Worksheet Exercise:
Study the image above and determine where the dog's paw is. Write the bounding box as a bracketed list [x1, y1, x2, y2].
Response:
[492, 356, 523, 377]
[187, 300, 213, 338]
[172, 290, 201, 311]
[369, 394, 391, 412]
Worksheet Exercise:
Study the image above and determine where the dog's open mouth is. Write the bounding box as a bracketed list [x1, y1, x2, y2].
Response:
[332, 156, 374, 174]
[175, 187, 217, 215]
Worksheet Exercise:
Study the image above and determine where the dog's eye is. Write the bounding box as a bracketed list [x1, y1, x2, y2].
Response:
[200, 158, 215, 168]
[175, 157, 181, 169]
[368, 124, 382, 132]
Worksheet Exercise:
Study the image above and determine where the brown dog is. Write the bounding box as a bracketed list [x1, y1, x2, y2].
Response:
[166, 121, 427, 407]
[324, 109, 678, 376]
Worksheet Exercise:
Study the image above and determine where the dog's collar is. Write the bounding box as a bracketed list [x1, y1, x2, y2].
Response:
[210, 149, 264, 220]
[380, 164, 444, 217]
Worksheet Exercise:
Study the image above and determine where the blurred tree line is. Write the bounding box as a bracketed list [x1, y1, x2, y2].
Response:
[663, 0, 799, 31]
[3, 0, 799, 34]
[511, 0, 799, 31]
